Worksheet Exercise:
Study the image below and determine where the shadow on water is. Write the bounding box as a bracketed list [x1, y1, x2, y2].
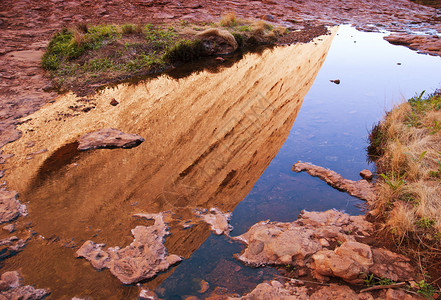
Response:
[30, 142, 81, 188]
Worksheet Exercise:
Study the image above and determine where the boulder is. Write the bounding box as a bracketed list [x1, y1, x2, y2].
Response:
[76, 213, 182, 284]
[311, 241, 373, 284]
[311, 249, 366, 283]
[77, 128, 145, 151]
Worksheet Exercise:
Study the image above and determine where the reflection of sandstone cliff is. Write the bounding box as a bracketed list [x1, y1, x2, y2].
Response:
[3, 29, 336, 298]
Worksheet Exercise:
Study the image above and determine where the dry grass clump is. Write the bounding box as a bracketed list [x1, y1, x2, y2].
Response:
[220, 12, 238, 27]
[369, 90, 441, 249]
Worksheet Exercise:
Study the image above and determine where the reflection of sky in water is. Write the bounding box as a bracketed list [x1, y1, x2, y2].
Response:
[232, 25, 441, 234]
[158, 25, 441, 297]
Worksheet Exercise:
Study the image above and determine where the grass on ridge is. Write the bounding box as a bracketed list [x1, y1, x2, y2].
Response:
[41, 14, 289, 91]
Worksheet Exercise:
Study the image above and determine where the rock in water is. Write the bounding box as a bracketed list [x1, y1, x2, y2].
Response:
[0, 271, 50, 299]
[0, 190, 27, 224]
[195, 207, 232, 236]
[233, 209, 418, 286]
[292, 161, 375, 203]
[360, 169, 373, 180]
[77, 128, 145, 151]
[76, 213, 182, 284]
[229, 280, 309, 299]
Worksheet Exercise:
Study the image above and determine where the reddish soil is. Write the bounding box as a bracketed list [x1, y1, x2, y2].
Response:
[1, 0, 440, 149]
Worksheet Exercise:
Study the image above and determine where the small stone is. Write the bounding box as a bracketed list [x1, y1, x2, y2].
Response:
[199, 280, 209, 294]
[2, 224, 15, 233]
[215, 57, 225, 62]
[110, 99, 119, 106]
[139, 287, 158, 300]
[360, 169, 373, 180]
[25, 141, 35, 148]
[262, 14, 275, 21]
[330, 79, 340, 84]
[319, 238, 330, 247]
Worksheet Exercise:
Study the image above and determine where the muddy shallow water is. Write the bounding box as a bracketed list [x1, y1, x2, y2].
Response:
[2, 26, 441, 299]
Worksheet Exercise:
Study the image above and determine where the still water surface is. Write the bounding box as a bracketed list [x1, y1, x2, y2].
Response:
[2, 25, 441, 299]
[157, 25, 441, 298]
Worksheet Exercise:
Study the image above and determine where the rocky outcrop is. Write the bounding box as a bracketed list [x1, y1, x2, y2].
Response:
[370, 248, 417, 282]
[233, 210, 417, 285]
[229, 279, 423, 299]
[233, 210, 373, 267]
[0, 271, 50, 299]
[384, 34, 441, 57]
[0, 190, 27, 224]
[77, 128, 145, 151]
[196, 207, 233, 236]
[292, 162, 375, 203]
[76, 213, 182, 284]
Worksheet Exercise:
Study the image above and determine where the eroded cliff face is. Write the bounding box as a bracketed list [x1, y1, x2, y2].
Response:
[1, 30, 335, 298]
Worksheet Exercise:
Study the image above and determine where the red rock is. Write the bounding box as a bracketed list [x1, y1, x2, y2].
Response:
[0, 271, 49, 299]
[77, 128, 145, 151]
[292, 162, 375, 203]
[369, 248, 417, 282]
[385, 288, 424, 300]
[1, 271, 21, 289]
[0, 190, 27, 224]
[360, 169, 373, 180]
[196, 207, 232, 236]
[76, 213, 182, 284]
[199, 280, 209, 294]
[229, 280, 308, 299]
